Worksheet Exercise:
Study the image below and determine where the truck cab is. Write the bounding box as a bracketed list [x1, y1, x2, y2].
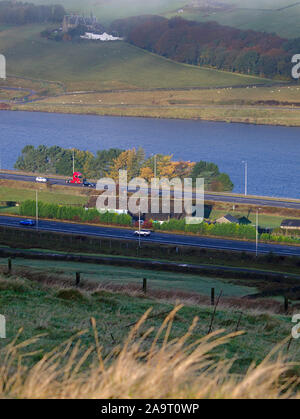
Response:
[66, 172, 85, 185]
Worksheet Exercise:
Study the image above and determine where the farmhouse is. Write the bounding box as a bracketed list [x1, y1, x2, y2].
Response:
[62, 14, 103, 33]
[280, 219, 300, 230]
[216, 214, 239, 224]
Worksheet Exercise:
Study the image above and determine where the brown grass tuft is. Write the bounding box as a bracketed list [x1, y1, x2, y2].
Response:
[0, 307, 299, 399]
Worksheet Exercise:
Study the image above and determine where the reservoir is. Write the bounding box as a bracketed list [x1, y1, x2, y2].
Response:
[0, 110, 299, 199]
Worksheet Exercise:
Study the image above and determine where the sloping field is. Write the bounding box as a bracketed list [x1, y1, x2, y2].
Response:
[0, 25, 270, 91]
[166, 0, 300, 39]
[30, 0, 187, 26]
[30, 0, 300, 37]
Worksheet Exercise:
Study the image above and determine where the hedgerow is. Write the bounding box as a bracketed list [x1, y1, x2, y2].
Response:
[20, 200, 132, 226]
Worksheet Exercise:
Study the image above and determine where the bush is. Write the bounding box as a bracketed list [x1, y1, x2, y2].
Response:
[55, 288, 86, 302]
[154, 219, 256, 240]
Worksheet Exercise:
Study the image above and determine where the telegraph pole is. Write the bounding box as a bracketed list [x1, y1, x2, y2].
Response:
[138, 206, 141, 248]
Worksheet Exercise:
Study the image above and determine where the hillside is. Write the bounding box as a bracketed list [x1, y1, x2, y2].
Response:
[0, 25, 269, 91]
[30, 0, 300, 38]
[29, 0, 187, 26]
[167, 0, 300, 39]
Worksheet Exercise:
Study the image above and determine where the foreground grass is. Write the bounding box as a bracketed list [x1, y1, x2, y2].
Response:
[0, 272, 299, 398]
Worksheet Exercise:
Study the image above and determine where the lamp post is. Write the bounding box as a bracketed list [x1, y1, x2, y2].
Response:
[242, 160, 248, 196]
[138, 205, 141, 248]
[36, 190, 39, 230]
[72, 149, 75, 174]
[70, 148, 75, 174]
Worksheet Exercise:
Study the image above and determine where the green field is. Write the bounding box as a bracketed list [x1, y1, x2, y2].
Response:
[30, 0, 187, 26]
[0, 25, 270, 91]
[0, 257, 256, 297]
[166, 0, 300, 39]
[0, 187, 88, 206]
[30, 0, 300, 38]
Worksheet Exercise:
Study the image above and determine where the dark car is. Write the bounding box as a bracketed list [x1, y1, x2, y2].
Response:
[19, 219, 36, 226]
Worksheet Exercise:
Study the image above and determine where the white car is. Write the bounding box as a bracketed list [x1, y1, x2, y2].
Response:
[35, 176, 48, 183]
[134, 230, 151, 237]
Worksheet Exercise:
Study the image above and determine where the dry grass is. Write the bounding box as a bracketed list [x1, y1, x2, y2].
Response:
[0, 306, 298, 399]
[21, 84, 300, 127]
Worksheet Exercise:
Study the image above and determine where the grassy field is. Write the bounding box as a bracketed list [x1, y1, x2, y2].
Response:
[30, 0, 300, 38]
[24, 83, 300, 126]
[166, 0, 300, 38]
[0, 25, 271, 92]
[41, 85, 300, 107]
[0, 186, 88, 206]
[0, 270, 297, 386]
[0, 257, 256, 297]
[30, 0, 187, 26]
[20, 99, 300, 127]
[1, 23, 294, 126]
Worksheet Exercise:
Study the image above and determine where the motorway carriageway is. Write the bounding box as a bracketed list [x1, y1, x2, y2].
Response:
[1, 172, 300, 210]
[0, 215, 299, 257]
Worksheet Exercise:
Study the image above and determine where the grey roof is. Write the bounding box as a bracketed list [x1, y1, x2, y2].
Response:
[281, 219, 300, 227]
[217, 213, 239, 223]
[223, 214, 240, 223]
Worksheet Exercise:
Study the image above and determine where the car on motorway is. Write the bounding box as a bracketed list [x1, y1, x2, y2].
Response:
[134, 230, 151, 237]
[19, 219, 36, 227]
[83, 181, 96, 188]
[35, 176, 48, 183]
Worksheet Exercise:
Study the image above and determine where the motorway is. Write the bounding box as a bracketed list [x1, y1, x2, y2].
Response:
[1, 171, 300, 210]
[0, 215, 299, 257]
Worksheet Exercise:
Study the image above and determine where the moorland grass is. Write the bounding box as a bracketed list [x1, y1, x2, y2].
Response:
[0, 272, 296, 380]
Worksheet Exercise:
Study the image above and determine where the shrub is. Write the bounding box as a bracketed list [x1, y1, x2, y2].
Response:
[55, 288, 86, 302]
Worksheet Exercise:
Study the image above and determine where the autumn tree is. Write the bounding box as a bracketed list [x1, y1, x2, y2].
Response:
[109, 148, 146, 181]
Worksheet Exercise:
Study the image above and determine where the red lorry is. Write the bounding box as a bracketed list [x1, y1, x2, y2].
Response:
[66, 172, 95, 188]
[66, 172, 84, 185]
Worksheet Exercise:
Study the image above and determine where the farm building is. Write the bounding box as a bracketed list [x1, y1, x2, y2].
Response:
[216, 214, 240, 224]
[280, 219, 300, 230]
[62, 14, 103, 33]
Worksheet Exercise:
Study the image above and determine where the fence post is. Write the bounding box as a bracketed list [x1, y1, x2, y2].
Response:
[76, 272, 81, 287]
[7, 258, 12, 274]
[211, 288, 215, 306]
[143, 278, 147, 294]
[284, 296, 289, 314]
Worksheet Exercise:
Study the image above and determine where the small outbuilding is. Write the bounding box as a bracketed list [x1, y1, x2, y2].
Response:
[216, 214, 240, 224]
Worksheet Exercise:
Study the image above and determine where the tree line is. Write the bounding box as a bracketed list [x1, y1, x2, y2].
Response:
[0, 1, 65, 25]
[110, 15, 300, 80]
[15, 145, 234, 192]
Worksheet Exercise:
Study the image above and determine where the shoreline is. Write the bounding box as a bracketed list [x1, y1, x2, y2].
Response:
[5, 104, 300, 128]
